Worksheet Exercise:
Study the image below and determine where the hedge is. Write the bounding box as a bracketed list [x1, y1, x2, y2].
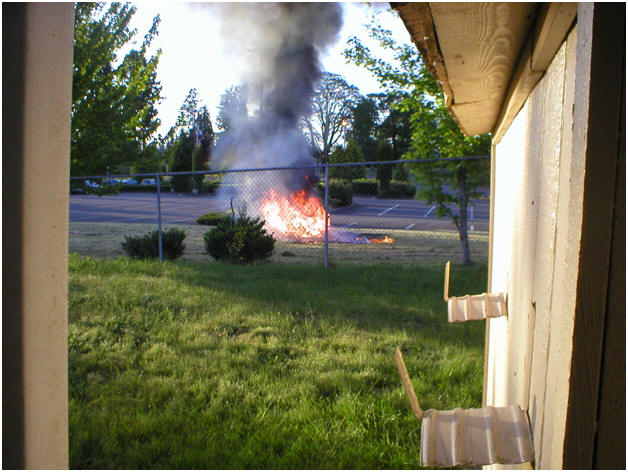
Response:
[378, 180, 416, 198]
[351, 178, 378, 195]
[315, 179, 353, 207]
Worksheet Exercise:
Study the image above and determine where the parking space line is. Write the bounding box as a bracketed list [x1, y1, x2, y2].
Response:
[119, 217, 153, 223]
[423, 204, 436, 217]
[343, 222, 357, 228]
[378, 204, 399, 216]
[405, 223, 415, 230]
[163, 219, 193, 224]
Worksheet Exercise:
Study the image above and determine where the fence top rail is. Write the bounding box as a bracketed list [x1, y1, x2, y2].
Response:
[69, 155, 489, 180]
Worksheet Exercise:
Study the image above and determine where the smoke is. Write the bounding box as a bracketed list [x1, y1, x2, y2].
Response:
[203, 3, 343, 212]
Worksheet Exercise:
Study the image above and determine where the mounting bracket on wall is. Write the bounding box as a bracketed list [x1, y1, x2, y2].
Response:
[394, 348, 534, 468]
[444, 261, 507, 322]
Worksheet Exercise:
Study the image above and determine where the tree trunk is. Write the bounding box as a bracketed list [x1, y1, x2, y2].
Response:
[457, 169, 472, 265]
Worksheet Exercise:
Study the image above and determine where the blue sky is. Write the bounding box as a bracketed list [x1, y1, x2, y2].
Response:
[128, 2, 412, 136]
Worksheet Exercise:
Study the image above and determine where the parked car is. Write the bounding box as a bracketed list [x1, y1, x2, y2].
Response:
[140, 178, 158, 186]
[121, 178, 138, 185]
[84, 180, 99, 189]
[70, 187, 88, 195]
[102, 178, 121, 186]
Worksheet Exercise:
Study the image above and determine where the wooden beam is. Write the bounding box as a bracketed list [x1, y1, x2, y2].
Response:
[531, 3, 578, 72]
[493, 2, 577, 144]
[562, 3, 625, 468]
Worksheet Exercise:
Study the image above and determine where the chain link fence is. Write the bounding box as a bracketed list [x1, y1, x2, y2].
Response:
[69, 159, 489, 266]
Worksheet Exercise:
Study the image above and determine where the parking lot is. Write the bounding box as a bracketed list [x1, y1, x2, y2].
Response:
[69, 191, 490, 232]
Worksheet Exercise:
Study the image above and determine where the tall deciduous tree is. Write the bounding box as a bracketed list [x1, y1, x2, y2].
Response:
[302, 72, 361, 163]
[345, 20, 490, 264]
[71, 3, 162, 176]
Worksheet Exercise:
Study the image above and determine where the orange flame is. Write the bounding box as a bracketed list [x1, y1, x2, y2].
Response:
[260, 189, 327, 241]
[368, 235, 395, 244]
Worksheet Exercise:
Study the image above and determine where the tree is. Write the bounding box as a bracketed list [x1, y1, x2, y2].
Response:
[129, 138, 166, 174]
[378, 105, 412, 183]
[375, 139, 395, 192]
[329, 140, 365, 181]
[166, 89, 214, 192]
[302, 72, 361, 163]
[71, 3, 162, 176]
[217, 85, 248, 132]
[348, 96, 379, 162]
[345, 20, 490, 264]
[170, 132, 194, 192]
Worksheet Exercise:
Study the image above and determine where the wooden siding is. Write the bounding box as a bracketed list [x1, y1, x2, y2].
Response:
[486, 27, 578, 469]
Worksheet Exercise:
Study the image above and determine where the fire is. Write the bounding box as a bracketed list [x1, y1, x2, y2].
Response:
[368, 235, 395, 244]
[260, 188, 327, 241]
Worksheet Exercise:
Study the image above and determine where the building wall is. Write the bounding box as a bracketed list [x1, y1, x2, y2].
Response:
[3, 3, 74, 468]
[485, 26, 578, 469]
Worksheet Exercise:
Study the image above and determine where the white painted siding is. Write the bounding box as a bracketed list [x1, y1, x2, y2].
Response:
[486, 27, 579, 469]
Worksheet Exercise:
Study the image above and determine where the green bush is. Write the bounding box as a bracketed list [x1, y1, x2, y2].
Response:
[393, 163, 410, 182]
[203, 213, 275, 264]
[315, 179, 353, 207]
[92, 183, 122, 196]
[121, 228, 186, 260]
[171, 174, 193, 193]
[351, 178, 378, 195]
[119, 183, 172, 193]
[169, 177, 219, 194]
[199, 179, 220, 194]
[377, 180, 416, 198]
[196, 211, 232, 226]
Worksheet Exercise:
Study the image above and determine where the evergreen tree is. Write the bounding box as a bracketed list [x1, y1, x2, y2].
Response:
[166, 90, 215, 192]
[375, 139, 395, 192]
[349, 97, 379, 162]
[329, 140, 365, 181]
[217, 85, 248, 132]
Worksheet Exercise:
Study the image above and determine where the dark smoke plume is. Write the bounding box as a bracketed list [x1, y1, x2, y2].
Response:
[206, 3, 343, 208]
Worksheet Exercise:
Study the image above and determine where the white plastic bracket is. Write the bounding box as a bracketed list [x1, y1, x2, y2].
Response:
[394, 348, 534, 468]
[443, 261, 507, 322]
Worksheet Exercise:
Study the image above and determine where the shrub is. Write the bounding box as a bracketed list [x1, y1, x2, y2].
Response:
[199, 179, 220, 194]
[171, 174, 193, 193]
[315, 179, 353, 207]
[203, 212, 275, 264]
[196, 211, 232, 226]
[122, 228, 186, 260]
[120, 183, 172, 193]
[394, 163, 410, 182]
[378, 180, 416, 198]
[351, 178, 378, 195]
[92, 183, 122, 196]
[168, 177, 219, 194]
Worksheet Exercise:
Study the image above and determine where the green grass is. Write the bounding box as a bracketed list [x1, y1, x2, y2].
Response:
[69, 254, 487, 469]
[69, 221, 489, 265]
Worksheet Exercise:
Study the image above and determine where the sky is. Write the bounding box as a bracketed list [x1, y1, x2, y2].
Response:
[127, 2, 413, 137]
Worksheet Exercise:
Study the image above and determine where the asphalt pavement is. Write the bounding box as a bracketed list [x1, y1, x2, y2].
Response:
[69, 192, 490, 231]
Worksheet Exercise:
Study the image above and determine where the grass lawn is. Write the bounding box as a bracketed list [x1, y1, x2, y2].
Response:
[69, 254, 487, 469]
[69, 221, 489, 265]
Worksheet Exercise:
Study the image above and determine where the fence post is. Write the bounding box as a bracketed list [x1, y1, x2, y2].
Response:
[156, 172, 163, 262]
[324, 163, 329, 268]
